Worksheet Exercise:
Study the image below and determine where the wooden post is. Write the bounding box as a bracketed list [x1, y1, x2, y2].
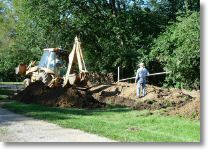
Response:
[117, 66, 120, 82]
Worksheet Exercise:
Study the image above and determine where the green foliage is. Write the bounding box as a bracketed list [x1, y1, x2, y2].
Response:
[0, 0, 200, 89]
[11, 0, 167, 77]
[0, 1, 16, 81]
[0, 47, 41, 81]
[149, 12, 200, 89]
[149, 0, 200, 21]
[0, 0, 15, 51]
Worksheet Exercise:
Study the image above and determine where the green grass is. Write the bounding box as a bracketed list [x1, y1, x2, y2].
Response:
[1, 100, 200, 142]
[0, 89, 15, 95]
[0, 95, 9, 100]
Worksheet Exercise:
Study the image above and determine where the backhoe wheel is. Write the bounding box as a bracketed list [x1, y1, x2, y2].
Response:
[37, 72, 52, 86]
[23, 78, 31, 88]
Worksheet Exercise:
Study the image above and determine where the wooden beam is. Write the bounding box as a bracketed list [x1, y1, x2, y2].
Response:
[118, 71, 171, 82]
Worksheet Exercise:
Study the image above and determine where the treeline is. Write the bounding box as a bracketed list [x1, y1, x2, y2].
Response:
[0, 0, 200, 89]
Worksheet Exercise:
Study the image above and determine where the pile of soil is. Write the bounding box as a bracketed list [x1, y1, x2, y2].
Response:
[89, 82, 200, 119]
[90, 83, 195, 109]
[13, 81, 200, 119]
[13, 81, 105, 108]
[168, 99, 200, 119]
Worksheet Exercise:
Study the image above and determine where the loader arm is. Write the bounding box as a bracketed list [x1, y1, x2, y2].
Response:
[67, 37, 87, 74]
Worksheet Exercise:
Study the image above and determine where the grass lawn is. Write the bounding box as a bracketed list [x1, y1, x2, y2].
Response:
[1, 99, 200, 142]
[0, 89, 15, 95]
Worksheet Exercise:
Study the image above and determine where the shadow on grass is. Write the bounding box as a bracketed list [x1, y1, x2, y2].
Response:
[2, 100, 132, 121]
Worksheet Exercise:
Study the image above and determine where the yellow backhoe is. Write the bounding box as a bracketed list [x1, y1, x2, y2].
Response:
[15, 36, 88, 88]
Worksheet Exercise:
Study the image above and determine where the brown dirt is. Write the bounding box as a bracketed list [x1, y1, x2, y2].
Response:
[13, 81, 105, 108]
[13, 81, 200, 119]
[89, 83, 198, 108]
[89, 82, 200, 119]
[168, 98, 200, 120]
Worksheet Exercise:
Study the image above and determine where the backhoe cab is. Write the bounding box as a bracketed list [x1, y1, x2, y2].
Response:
[38, 48, 68, 75]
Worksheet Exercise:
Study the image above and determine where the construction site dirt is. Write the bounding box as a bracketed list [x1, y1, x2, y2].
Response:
[13, 81, 105, 108]
[13, 81, 200, 120]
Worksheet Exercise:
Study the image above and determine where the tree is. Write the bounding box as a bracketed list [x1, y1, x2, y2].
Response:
[0, 0, 42, 81]
[10, 0, 167, 78]
[148, 0, 199, 21]
[149, 12, 200, 89]
[0, 0, 15, 51]
[0, 0, 200, 88]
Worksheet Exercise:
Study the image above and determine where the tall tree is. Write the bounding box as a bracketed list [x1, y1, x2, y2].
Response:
[149, 12, 200, 89]
[0, 0, 15, 52]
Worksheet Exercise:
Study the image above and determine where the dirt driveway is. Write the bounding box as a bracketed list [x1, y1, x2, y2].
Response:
[0, 108, 114, 142]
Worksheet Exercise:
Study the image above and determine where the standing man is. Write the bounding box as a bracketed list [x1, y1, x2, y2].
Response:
[135, 63, 149, 97]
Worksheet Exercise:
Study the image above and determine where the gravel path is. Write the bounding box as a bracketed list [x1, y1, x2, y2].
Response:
[0, 108, 114, 142]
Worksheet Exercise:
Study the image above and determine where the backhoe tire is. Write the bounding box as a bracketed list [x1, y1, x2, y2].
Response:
[23, 78, 31, 88]
[37, 72, 52, 86]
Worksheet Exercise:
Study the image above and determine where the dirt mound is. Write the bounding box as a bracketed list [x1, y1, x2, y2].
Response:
[169, 99, 200, 119]
[13, 81, 200, 119]
[90, 83, 196, 109]
[89, 82, 200, 119]
[13, 81, 105, 108]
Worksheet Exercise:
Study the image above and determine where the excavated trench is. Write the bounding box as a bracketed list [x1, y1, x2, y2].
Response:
[13, 81, 200, 119]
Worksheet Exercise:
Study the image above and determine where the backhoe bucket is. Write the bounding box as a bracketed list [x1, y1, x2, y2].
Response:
[63, 71, 88, 87]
